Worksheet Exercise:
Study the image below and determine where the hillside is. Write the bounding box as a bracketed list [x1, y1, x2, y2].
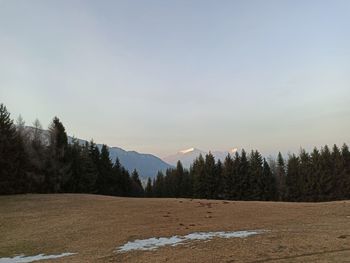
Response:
[24, 126, 172, 179]
[1, 194, 350, 262]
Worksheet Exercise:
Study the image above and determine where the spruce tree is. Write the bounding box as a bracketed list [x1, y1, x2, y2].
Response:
[131, 169, 144, 197]
[204, 152, 217, 199]
[174, 161, 184, 197]
[192, 154, 206, 198]
[153, 171, 165, 197]
[310, 148, 321, 201]
[262, 158, 277, 200]
[248, 150, 263, 200]
[299, 149, 311, 201]
[223, 154, 235, 199]
[341, 144, 350, 199]
[331, 144, 344, 200]
[276, 152, 286, 200]
[238, 149, 249, 200]
[27, 118, 46, 192]
[0, 104, 28, 194]
[145, 177, 153, 197]
[45, 116, 70, 192]
[319, 145, 333, 201]
[96, 144, 114, 195]
[285, 154, 300, 201]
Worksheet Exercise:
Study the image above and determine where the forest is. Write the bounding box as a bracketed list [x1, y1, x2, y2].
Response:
[1, 103, 349, 201]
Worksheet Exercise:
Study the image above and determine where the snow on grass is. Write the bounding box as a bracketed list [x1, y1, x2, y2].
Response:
[117, 230, 266, 252]
[0, 252, 76, 263]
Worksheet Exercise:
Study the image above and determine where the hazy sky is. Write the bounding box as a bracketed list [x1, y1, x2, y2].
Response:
[1, 0, 349, 157]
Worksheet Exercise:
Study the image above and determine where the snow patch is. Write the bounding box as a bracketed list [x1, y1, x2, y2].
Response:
[117, 230, 265, 252]
[0, 253, 76, 263]
[230, 148, 238, 154]
[179, 148, 195, 154]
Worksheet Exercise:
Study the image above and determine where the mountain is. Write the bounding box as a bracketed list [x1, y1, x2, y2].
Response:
[24, 126, 172, 179]
[163, 147, 238, 168]
[163, 148, 206, 168]
[104, 146, 172, 179]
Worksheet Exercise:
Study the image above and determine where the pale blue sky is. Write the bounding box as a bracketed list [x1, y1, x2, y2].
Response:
[1, 0, 349, 157]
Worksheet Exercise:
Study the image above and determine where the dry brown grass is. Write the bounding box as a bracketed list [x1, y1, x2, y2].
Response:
[1, 194, 350, 262]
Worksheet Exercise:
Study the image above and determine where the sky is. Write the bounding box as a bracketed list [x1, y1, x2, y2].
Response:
[1, 0, 349, 157]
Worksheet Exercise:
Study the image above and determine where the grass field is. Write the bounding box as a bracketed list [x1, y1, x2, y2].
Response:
[1, 194, 350, 262]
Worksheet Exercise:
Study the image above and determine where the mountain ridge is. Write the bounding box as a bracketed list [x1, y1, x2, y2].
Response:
[24, 126, 172, 179]
[163, 147, 238, 168]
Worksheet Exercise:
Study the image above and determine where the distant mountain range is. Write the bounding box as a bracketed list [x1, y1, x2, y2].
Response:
[163, 147, 238, 168]
[105, 146, 172, 179]
[24, 126, 172, 179]
[24, 127, 238, 178]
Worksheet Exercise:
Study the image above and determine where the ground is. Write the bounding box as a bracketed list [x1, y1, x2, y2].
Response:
[1, 194, 350, 262]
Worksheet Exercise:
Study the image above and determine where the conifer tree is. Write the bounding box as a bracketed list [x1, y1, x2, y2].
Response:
[309, 148, 321, 201]
[285, 154, 300, 201]
[331, 144, 344, 200]
[131, 169, 144, 197]
[238, 149, 249, 200]
[153, 171, 165, 197]
[248, 150, 263, 200]
[180, 169, 193, 198]
[78, 144, 98, 193]
[96, 144, 114, 195]
[276, 152, 286, 200]
[174, 161, 184, 197]
[204, 152, 217, 199]
[192, 154, 206, 198]
[27, 119, 46, 192]
[341, 144, 350, 199]
[45, 116, 70, 193]
[299, 149, 311, 201]
[262, 158, 277, 200]
[319, 145, 333, 201]
[223, 154, 235, 199]
[0, 104, 27, 194]
[145, 177, 153, 197]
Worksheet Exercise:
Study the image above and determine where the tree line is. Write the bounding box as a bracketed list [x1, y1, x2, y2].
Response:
[145, 145, 350, 202]
[0, 103, 143, 196]
[1, 103, 350, 201]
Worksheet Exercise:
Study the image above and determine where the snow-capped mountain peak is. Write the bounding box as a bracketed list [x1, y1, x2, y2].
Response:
[163, 147, 239, 168]
[179, 147, 196, 154]
[230, 148, 238, 154]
